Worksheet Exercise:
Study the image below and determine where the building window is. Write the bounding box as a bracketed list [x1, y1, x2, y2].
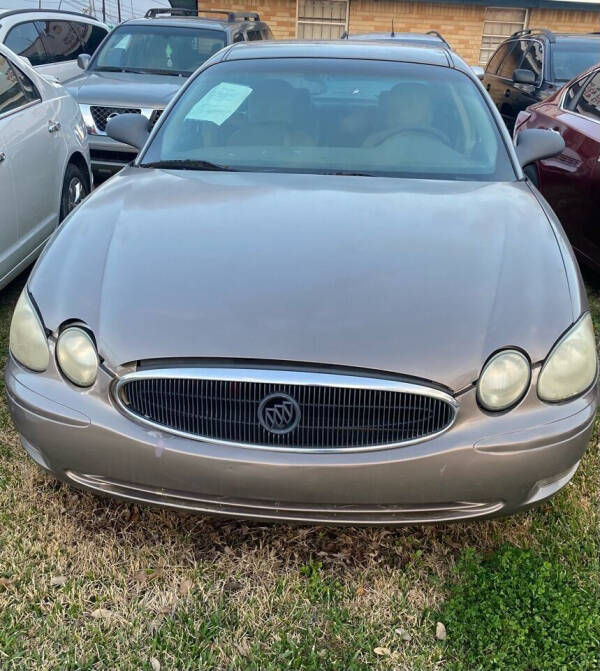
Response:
[296, 0, 348, 39]
[479, 7, 528, 65]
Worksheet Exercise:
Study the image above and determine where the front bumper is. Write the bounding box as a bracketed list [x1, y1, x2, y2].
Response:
[5, 356, 597, 525]
[89, 135, 137, 175]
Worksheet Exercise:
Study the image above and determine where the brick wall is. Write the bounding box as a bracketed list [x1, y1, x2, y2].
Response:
[348, 0, 485, 64]
[198, 0, 600, 64]
[529, 7, 600, 34]
[198, 0, 296, 38]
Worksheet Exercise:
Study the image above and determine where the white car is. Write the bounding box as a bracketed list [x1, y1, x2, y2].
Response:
[0, 9, 108, 82]
[0, 43, 91, 290]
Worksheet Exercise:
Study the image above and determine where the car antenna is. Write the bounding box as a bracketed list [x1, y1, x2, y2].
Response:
[391, 19, 395, 37]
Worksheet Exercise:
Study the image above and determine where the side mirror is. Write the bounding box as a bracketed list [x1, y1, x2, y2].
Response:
[471, 65, 485, 80]
[514, 128, 564, 168]
[106, 113, 150, 150]
[77, 53, 91, 70]
[512, 68, 536, 85]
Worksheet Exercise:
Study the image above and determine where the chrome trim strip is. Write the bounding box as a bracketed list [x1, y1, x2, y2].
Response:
[66, 471, 499, 524]
[0, 99, 40, 123]
[113, 367, 459, 453]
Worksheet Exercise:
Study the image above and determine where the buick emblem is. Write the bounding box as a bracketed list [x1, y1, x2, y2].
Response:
[258, 393, 301, 434]
[106, 112, 120, 121]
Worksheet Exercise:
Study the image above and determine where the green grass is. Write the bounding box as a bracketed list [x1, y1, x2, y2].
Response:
[0, 272, 597, 670]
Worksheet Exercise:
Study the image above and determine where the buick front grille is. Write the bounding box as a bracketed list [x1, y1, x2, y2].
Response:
[90, 106, 141, 132]
[116, 368, 457, 451]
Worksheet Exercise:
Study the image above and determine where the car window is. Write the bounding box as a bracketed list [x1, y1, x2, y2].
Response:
[246, 29, 262, 41]
[233, 32, 244, 43]
[92, 25, 227, 76]
[496, 42, 520, 79]
[142, 58, 515, 182]
[552, 40, 600, 82]
[70, 22, 108, 57]
[485, 43, 509, 75]
[10, 62, 41, 102]
[4, 21, 48, 66]
[519, 41, 543, 84]
[563, 73, 592, 110]
[573, 71, 600, 121]
[36, 20, 84, 63]
[0, 54, 29, 116]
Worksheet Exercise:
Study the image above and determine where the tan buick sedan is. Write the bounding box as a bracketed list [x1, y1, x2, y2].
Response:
[5, 40, 597, 524]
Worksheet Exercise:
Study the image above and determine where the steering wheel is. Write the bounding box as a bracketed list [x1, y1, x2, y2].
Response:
[372, 127, 452, 148]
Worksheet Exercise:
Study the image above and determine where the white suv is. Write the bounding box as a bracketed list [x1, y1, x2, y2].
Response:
[0, 8, 107, 82]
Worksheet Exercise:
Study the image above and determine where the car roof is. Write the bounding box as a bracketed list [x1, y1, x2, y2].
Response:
[220, 40, 460, 70]
[123, 9, 266, 31]
[346, 32, 444, 43]
[553, 33, 600, 43]
[123, 17, 233, 29]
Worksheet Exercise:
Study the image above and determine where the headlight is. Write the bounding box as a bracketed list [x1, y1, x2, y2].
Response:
[477, 349, 530, 411]
[538, 313, 597, 402]
[56, 327, 98, 387]
[9, 290, 49, 372]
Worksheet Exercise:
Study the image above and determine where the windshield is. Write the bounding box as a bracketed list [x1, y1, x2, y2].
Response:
[92, 25, 226, 76]
[552, 40, 600, 82]
[141, 58, 515, 181]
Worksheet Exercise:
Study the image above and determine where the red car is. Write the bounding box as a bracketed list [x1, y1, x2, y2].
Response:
[515, 64, 600, 272]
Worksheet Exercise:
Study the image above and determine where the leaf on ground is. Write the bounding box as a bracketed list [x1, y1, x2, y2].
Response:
[179, 579, 193, 595]
[50, 576, 67, 587]
[134, 569, 164, 583]
[395, 628, 412, 641]
[374, 647, 391, 656]
[435, 622, 447, 640]
[90, 608, 113, 621]
[150, 657, 160, 671]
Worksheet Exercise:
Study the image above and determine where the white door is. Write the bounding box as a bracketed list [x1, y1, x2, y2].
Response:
[0, 55, 64, 268]
[0, 53, 27, 283]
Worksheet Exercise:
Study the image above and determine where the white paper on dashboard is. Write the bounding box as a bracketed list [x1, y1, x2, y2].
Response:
[186, 83, 253, 125]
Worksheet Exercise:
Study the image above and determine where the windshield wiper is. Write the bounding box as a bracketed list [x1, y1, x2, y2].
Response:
[94, 66, 147, 74]
[142, 68, 190, 76]
[317, 170, 376, 177]
[139, 159, 238, 172]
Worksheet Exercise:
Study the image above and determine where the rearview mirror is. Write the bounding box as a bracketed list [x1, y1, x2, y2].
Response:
[512, 68, 536, 85]
[106, 113, 150, 151]
[77, 53, 91, 70]
[471, 65, 484, 80]
[514, 129, 564, 168]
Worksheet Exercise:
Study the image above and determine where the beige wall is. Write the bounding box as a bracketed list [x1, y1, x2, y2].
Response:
[198, 0, 600, 65]
[348, 1, 486, 64]
[198, 0, 296, 38]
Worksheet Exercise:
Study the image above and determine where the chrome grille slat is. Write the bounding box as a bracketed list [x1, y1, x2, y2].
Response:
[117, 368, 458, 452]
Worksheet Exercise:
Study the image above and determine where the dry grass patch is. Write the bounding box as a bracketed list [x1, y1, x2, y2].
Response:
[0, 274, 597, 670]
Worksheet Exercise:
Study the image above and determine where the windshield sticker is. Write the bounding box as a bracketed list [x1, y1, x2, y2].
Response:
[186, 83, 252, 125]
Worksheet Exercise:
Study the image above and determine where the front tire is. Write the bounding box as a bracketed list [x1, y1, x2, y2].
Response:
[60, 163, 89, 221]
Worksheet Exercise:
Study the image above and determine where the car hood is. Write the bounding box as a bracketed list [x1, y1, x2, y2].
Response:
[30, 169, 576, 392]
[64, 70, 184, 107]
